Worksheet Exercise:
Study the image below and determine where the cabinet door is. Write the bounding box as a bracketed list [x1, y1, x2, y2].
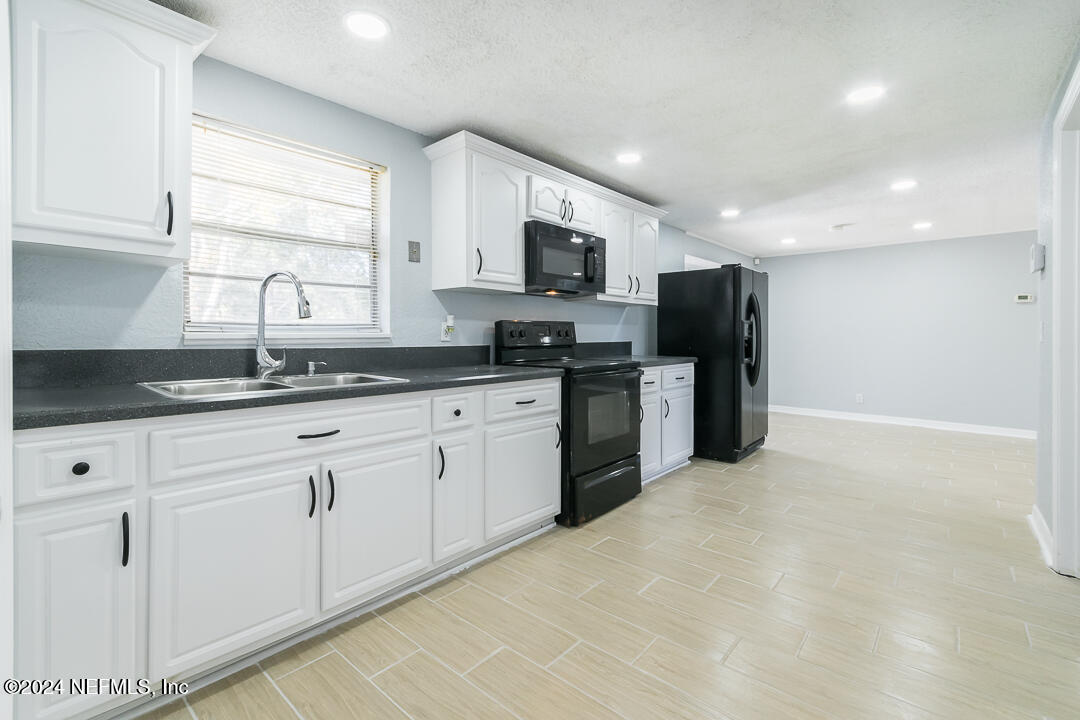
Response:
[565, 187, 601, 234]
[661, 388, 695, 468]
[601, 201, 634, 297]
[12, 0, 186, 255]
[148, 465, 318, 679]
[632, 214, 660, 302]
[484, 416, 560, 539]
[640, 393, 662, 480]
[322, 441, 432, 611]
[526, 174, 567, 224]
[16, 500, 138, 720]
[433, 432, 483, 564]
[472, 153, 527, 289]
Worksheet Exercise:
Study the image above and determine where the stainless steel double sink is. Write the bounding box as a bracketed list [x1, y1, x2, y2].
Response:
[140, 372, 409, 400]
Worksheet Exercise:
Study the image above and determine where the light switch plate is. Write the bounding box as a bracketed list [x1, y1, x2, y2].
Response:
[408, 241, 421, 263]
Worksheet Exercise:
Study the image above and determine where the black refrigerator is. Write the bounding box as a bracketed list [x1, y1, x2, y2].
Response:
[658, 264, 768, 463]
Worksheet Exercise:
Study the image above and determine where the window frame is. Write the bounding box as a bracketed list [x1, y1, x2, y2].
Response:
[182, 112, 391, 347]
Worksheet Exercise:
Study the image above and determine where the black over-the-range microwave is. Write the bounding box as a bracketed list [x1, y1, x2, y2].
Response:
[524, 220, 606, 296]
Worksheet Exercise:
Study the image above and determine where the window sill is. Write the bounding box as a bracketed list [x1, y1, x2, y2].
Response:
[183, 331, 393, 348]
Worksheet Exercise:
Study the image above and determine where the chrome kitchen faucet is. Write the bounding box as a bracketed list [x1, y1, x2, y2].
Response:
[256, 271, 312, 379]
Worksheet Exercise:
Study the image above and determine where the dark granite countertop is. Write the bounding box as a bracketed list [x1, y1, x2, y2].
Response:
[627, 355, 697, 367]
[14, 365, 563, 430]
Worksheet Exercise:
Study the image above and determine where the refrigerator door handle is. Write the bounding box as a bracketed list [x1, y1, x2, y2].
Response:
[745, 292, 763, 385]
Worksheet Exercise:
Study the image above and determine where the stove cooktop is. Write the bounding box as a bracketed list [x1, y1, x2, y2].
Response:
[502, 357, 640, 373]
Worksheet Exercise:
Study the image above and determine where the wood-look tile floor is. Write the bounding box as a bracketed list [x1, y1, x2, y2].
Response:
[143, 412, 1080, 720]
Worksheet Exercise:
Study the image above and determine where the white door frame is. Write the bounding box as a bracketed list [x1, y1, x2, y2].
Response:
[1, 0, 15, 716]
[1050, 58, 1080, 576]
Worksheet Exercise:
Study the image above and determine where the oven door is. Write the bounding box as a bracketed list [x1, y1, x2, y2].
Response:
[525, 220, 606, 295]
[568, 368, 641, 477]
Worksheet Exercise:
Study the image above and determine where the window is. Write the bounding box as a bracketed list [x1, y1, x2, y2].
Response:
[185, 114, 387, 342]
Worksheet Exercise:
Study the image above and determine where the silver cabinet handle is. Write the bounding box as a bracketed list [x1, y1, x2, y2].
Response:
[568, 201, 574, 224]
[559, 197, 567, 220]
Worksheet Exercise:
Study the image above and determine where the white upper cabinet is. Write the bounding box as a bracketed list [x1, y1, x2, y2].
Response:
[527, 175, 568, 225]
[564, 186, 600, 233]
[426, 132, 664, 296]
[632, 213, 660, 302]
[601, 201, 634, 297]
[11, 0, 214, 264]
[526, 175, 601, 234]
[472, 153, 528, 290]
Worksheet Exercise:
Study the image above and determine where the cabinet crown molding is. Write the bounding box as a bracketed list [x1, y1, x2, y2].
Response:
[424, 131, 667, 219]
[83, 0, 216, 54]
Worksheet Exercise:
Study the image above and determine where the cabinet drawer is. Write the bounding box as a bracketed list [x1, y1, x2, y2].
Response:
[432, 391, 480, 434]
[485, 381, 560, 423]
[15, 431, 136, 507]
[150, 397, 430, 484]
[662, 365, 694, 390]
[640, 369, 661, 394]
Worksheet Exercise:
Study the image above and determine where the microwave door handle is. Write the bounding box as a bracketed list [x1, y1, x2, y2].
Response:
[584, 246, 596, 282]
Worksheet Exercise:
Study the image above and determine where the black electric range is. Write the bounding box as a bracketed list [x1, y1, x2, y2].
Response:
[494, 320, 642, 525]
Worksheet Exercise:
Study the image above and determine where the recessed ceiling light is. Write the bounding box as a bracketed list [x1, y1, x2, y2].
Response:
[720, 208, 741, 219]
[846, 85, 885, 105]
[344, 11, 389, 40]
[913, 221, 933, 230]
[890, 179, 918, 191]
[781, 237, 797, 245]
[616, 152, 642, 164]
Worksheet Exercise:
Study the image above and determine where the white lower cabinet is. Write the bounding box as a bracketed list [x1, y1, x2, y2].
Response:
[641, 365, 696, 481]
[640, 392, 662, 478]
[321, 441, 433, 611]
[148, 464, 319, 679]
[16, 499, 138, 720]
[662, 386, 695, 468]
[15, 379, 562, 717]
[433, 431, 483, 563]
[484, 415, 561, 540]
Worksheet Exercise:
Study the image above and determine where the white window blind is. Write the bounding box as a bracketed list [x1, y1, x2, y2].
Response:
[185, 114, 387, 339]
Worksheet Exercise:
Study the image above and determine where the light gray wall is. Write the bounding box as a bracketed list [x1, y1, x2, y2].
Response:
[758, 232, 1040, 431]
[657, 223, 754, 272]
[1035, 43, 1080, 530]
[13, 57, 652, 351]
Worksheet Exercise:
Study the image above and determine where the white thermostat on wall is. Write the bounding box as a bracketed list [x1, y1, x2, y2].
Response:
[1030, 243, 1046, 273]
[1015, 293, 1035, 303]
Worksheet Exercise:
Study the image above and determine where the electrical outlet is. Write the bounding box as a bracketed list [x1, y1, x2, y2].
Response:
[855, 393, 864, 404]
[440, 323, 453, 342]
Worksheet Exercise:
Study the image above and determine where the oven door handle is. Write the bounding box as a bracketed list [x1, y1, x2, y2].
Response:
[584, 246, 597, 282]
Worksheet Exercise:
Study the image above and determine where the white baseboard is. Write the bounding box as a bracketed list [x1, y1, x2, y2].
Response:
[769, 405, 1037, 440]
[1029, 505, 1054, 568]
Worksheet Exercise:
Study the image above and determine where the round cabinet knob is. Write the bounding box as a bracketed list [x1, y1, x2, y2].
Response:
[453, 409, 462, 417]
[72, 462, 91, 476]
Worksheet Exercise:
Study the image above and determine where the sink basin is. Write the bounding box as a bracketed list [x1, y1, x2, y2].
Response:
[140, 373, 408, 400]
[141, 378, 294, 399]
[278, 372, 408, 388]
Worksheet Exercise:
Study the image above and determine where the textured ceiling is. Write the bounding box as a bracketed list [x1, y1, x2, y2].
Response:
[155, 0, 1080, 257]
